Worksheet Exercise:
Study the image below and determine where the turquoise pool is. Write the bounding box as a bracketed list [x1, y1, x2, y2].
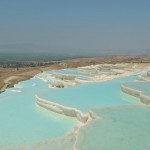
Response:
[76, 105, 150, 150]
[0, 69, 148, 149]
[38, 76, 139, 112]
[54, 69, 93, 76]
[0, 77, 79, 147]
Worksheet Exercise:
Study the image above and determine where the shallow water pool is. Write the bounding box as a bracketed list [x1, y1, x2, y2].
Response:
[38, 76, 139, 112]
[76, 105, 150, 150]
[0, 77, 79, 147]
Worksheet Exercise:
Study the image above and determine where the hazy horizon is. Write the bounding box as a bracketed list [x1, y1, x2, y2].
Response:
[0, 0, 150, 56]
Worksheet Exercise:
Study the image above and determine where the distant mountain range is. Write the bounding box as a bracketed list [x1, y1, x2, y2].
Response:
[0, 43, 150, 60]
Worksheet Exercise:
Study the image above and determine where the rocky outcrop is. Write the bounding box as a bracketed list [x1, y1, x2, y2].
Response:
[121, 84, 150, 105]
[50, 80, 76, 88]
[35, 95, 90, 123]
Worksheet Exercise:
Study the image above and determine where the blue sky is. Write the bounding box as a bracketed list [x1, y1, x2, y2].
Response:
[0, 0, 150, 54]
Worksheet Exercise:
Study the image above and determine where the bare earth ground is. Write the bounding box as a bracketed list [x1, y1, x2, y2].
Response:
[0, 64, 63, 92]
[0, 56, 150, 92]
